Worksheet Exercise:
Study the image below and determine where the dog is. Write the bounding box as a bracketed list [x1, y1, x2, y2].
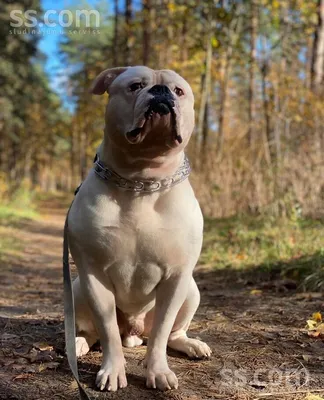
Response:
[68, 66, 211, 392]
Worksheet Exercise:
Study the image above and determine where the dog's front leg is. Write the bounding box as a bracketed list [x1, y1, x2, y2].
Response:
[145, 273, 191, 391]
[79, 271, 127, 391]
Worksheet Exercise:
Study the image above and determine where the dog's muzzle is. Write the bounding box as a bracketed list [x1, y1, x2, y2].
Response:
[126, 85, 182, 145]
[146, 84, 175, 116]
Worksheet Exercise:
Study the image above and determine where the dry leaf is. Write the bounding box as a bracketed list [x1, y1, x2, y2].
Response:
[306, 312, 324, 338]
[307, 319, 318, 330]
[33, 342, 54, 352]
[305, 394, 324, 400]
[308, 330, 321, 338]
[69, 380, 79, 390]
[302, 354, 312, 362]
[312, 312, 322, 323]
[250, 289, 262, 296]
[12, 373, 33, 381]
[27, 348, 38, 362]
[38, 362, 59, 372]
[236, 253, 246, 260]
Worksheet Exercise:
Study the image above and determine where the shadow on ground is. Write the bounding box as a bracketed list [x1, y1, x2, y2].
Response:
[1, 202, 324, 399]
[1, 259, 324, 400]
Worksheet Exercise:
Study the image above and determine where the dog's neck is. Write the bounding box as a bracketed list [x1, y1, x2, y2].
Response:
[99, 136, 184, 181]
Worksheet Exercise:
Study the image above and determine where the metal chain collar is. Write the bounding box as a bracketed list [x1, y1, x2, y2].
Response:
[94, 154, 191, 193]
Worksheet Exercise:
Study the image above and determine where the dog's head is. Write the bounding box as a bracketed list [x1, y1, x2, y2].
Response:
[90, 66, 195, 153]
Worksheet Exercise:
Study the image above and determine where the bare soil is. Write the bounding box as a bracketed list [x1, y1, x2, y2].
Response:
[1, 199, 324, 400]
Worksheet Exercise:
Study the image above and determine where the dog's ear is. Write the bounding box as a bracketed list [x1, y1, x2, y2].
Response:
[90, 67, 128, 95]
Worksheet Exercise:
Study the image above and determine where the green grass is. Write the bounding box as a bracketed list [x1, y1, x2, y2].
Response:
[0, 205, 39, 226]
[201, 214, 324, 289]
[0, 204, 39, 261]
[0, 230, 23, 260]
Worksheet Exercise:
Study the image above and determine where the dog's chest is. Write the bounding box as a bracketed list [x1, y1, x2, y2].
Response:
[103, 208, 191, 272]
[95, 200, 200, 308]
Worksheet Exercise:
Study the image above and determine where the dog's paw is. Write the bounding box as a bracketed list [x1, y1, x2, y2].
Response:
[122, 335, 143, 348]
[180, 338, 212, 358]
[146, 366, 178, 391]
[168, 337, 212, 359]
[95, 359, 127, 391]
[75, 336, 90, 357]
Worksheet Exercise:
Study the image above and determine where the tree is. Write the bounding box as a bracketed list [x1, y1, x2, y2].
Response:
[311, 0, 324, 93]
[125, 0, 133, 65]
[142, 0, 152, 65]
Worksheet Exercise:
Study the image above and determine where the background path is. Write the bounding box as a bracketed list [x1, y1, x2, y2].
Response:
[0, 198, 323, 400]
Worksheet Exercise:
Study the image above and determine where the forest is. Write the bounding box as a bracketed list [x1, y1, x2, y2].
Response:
[1, 0, 323, 218]
[1, 1, 324, 399]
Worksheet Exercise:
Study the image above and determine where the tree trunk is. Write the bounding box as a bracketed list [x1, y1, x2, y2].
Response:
[0, 131, 10, 177]
[260, 62, 272, 165]
[247, 0, 257, 147]
[125, 0, 133, 65]
[165, 0, 173, 66]
[142, 0, 152, 65]
[113, 0, 119, 66]
[311, 0, 324, 94]
[197, 31, 212, 159]
[201, 102, 209, 159]
[180, 3, 189, 63]
[70, 127, 78, 187]
[216, 2, 243, 157]
[79, 130, 87, 181]
[217, 46, 231, 157]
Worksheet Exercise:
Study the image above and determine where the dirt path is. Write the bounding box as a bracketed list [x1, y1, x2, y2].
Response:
[1, 200, 324, 400]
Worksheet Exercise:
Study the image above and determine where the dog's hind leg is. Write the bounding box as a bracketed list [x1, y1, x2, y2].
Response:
[122, 335, 143, 347]
[167, 277, 211, 359]
[73, 276, 98, 357]
[116, 308, 144, 348]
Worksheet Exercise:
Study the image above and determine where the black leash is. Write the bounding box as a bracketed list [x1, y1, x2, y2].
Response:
[63, 192, 91, 400]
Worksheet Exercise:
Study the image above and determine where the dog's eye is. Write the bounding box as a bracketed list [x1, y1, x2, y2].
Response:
[174, 87, 184, 97]
[129, 82, 142, 92]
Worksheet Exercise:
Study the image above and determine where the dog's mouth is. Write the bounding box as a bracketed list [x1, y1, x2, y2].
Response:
[126, 100, 183, 145]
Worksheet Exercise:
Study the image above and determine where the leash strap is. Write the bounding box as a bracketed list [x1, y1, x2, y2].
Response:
[63, 202, 91, 400]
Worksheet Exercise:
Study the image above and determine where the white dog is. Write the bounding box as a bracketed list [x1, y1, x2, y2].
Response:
[68, 66, 211, 392]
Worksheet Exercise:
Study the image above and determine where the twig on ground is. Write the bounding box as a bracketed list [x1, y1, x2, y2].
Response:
[254, 387, 324, 398]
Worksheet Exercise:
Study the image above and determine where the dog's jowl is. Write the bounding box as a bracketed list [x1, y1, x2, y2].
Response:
[68, 66, 211, 392]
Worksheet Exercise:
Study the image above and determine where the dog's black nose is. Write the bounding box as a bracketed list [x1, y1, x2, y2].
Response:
[147, 85, 175, 116]
[148, 84, 172, 96]
[151, 101, 170, 115]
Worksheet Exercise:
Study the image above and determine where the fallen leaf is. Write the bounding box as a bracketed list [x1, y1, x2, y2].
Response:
[307, 319, 318, 330]
[306, 313, 324, 338]
[312, 312, 322, 323]
[302, 354, 313, 362]
[308, 331, 321, 338]
[25, 365, 37, 373]
[236, 253, 246, 260]
[27, 348, 38, 362]
[69, 380, 79, 390]
[12, 373, 33, 381]
[33, 342, 54, 352]
[38, 362, 59, 372]
[13, 346, 31, 357]
[305, 394, 324, 400]
[250, 289, 262, 296]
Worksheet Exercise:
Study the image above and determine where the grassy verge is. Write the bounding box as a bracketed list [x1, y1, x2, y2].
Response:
[0, 204, 39, 261]
[201, 214, 324, 290]
[0, 205, 38, 226]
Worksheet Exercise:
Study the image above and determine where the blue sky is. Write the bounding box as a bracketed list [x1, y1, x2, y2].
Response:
[38, 0, 116, 110]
